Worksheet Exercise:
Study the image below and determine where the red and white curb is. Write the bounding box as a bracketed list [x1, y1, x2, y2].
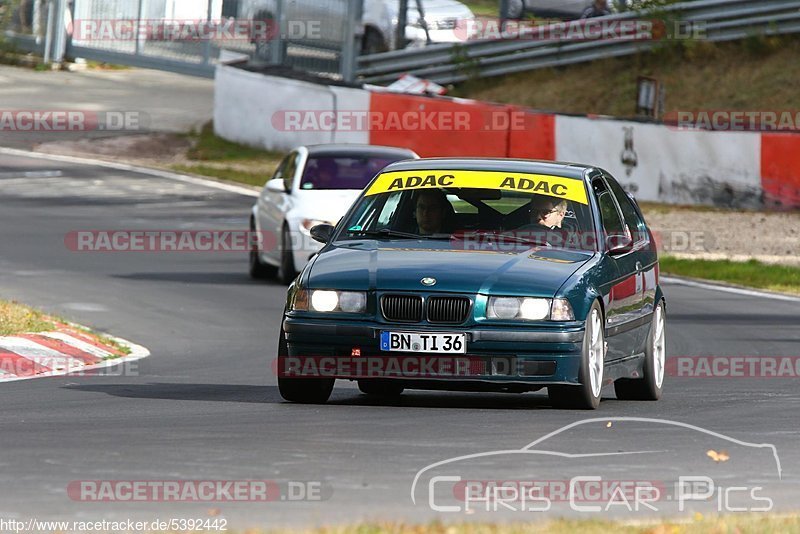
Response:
[0, 324, 149, 383]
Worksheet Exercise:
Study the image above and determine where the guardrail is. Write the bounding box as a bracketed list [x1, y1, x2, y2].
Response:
[357, 0, 800, 85]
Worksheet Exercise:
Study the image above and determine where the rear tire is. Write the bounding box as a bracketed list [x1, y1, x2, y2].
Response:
[249, 218, 277, 279]
[358, 379, 404, 398]
[361, 27, 389, 55]
[615, 300, 666, 401]
[549, 301, 605, 410]
[278, 225, 297, 284]
[277, 326, 334, 404]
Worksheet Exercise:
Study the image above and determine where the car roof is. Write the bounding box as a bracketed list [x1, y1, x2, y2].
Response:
[304, 144, 418, 158]
[379, 157, 592, 180]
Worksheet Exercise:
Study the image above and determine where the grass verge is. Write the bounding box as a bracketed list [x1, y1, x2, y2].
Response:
[171, 122, 284, 188]
[272, 515, 800, 533]
[456, 36, 800, 118]
[0, 300, 56, 336]
[659, 256, 800, 295]
[0, 298, 130, 355]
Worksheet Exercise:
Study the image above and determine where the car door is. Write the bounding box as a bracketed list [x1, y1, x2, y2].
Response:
[591, 174, 645, 360]
[605, 172, 658, 354]
[258, 151, 299, 264]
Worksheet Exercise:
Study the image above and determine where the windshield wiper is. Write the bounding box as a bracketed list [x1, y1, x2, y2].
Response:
[347, 228, 449, 240]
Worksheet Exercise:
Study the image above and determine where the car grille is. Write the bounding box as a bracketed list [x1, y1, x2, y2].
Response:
[381, 295, 423, 322]
[427, 296, 471, 324]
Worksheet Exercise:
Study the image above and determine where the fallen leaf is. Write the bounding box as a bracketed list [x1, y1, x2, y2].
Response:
[706, 449, 730, 462]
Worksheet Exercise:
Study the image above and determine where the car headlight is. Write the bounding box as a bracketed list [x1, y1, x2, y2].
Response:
[299, 219, 330, 236]
[485, 297, 575, 321]
[290, 289, 367, 314]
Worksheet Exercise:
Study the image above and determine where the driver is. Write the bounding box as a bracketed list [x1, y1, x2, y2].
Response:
[414, 189, 451, 235]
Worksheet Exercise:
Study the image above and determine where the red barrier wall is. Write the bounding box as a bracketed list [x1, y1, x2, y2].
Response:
[761, 133, 800, 209]
[368, 92, 510, 157]
[507, 111, 556, 160]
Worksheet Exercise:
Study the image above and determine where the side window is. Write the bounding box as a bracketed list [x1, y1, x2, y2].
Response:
[606, 174, 646, 242]
[377, 191, 402, 228]
[593, 178, 626, 237]
[282, 152, 299, 192]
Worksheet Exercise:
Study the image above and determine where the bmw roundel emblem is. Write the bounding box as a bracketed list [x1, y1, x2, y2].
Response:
[421, 277, 436, 286]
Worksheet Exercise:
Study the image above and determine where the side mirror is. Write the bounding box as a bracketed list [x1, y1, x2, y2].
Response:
[310, 224, 335, 244]
[606, 234, 633, 256]
[266, 178, 287, 193]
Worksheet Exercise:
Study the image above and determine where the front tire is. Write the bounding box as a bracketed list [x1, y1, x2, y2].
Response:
[615, 300, 666, 401]
[549, 301, 605, 410]
[249, 218, 277, 279]
[278, 225, 297, 284]
[277, 327, 334, 404]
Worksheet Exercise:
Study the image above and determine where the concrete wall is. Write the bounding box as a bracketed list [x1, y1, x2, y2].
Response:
[214, 63, 800, 208]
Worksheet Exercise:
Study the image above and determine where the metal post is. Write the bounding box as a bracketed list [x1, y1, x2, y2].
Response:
[51, 0, 68, 64]
[43, 0, 54, 63]
[395, 0, 407, 50]
[202, 0, 213, 66]
[341, 0, 364, 81]
[135, 0, 146, 56]
[499, 0, 509, 32]
[413, 0, 429, 44]
[269, 0, 284, 65]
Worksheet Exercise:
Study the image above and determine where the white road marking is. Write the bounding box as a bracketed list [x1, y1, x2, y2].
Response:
[60, 302, 110, 312]
[0, 170, 63, 179]
[661, 275, 800, 303]
[0, 147, 259, 197]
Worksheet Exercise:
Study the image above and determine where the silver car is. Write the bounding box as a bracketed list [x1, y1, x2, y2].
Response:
[238, 0, 476, 57]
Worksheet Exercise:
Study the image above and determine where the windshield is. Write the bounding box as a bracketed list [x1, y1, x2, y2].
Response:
[338, 169, 597, 251]
[300, 155, 406, 190]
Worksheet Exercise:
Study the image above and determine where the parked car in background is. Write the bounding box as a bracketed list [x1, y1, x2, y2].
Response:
[506, 0, 592, 20]
[505, 0, 631, 20]
[249, 144, 419, 284]
[237, 0, 477, 57]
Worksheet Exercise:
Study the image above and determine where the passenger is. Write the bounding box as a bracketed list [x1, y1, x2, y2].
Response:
[581, 0, 611, 18]
[514, 195, 569, 247]
[528, 196, 568, 230]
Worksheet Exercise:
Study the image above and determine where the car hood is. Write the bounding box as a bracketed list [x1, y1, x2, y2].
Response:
[307, 241, 594, 297]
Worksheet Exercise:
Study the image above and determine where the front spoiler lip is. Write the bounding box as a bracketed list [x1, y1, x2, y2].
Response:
[283, 317, 585, 344]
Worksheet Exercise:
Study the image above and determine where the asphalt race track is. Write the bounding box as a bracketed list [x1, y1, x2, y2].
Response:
[1, 151, 798, 528]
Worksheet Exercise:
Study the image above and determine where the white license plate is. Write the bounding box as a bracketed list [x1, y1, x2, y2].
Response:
[380, 331, 466, 354]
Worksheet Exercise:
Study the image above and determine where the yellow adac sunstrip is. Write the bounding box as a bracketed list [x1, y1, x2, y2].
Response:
[364, 170, 589, 205]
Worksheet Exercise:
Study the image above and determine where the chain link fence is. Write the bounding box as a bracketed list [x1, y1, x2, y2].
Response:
[1, 0, 364, 79]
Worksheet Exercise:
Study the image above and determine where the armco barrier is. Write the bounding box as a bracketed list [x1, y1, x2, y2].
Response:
[214, 62, 800, 208]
